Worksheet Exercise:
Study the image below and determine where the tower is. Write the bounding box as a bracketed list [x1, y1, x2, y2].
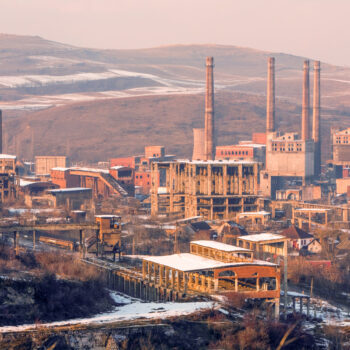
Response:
[204, 57, 215, 160]
[266, 57, 275, 133]
[313, 61, 321, 176]
[301, 60, 310, 140]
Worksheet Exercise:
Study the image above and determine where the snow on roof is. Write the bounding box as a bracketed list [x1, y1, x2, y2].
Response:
[70, 167, 109, 174]
[191, 240, 252, 252]
[143, 253, 276, 272]
[110, 165, 128, 170]
[95, 215, 121, 218]
[239, 211, 271, 216]
[176, 216, 203, 223]
[238, 143, 266, 148]
[0, 154, 16, 159]
[49, 187, 91, 193]
[218, 143, 265, 149]
[162, 225, 177, 230]
[239, 144, 265, 148]
[295, 208, 330, 212]
[157, 187, 168, 194]
[19, 179, 36, 187]
[174, 159, 257, 165]
[51, 167, 69, 171]
[238, 233, 286, 242]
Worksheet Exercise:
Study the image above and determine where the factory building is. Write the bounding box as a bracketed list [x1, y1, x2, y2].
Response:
[0, 154, 18, 202]
[151, 160, 260, 220]
[35, 156, 69, 176]
[111, 145, 175, 194]
[216, 142, 266, 165]
[152, 57, 261, 220]
[260, 58, 321, 198]
[141, 239, 284, 317]
[50, 166, 133, 198]
[47, 187, 93, 210]
[331, 127, 350, 168]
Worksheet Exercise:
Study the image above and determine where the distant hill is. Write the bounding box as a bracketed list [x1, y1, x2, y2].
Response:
[4, 91, 347, 163]
[0, 34, 349, 162]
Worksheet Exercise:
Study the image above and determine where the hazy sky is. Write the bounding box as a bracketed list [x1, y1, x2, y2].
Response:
[1, 0, 349, 66]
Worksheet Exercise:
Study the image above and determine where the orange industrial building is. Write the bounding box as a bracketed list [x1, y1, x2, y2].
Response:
[50, 166, 133, 198]
[111, 146, 174, 194]
[141, 238, 285, 317]
[216, 142, 266, 164]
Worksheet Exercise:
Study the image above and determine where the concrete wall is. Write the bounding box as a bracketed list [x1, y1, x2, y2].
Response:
[36, 156, 68, 175]
[336, 178, 350, 195]
[266, 139, 314, 178]
[145, 146, 165, 159]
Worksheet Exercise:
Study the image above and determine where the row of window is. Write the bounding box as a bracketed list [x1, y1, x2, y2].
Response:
[135, 174, 151, 179]
[335, 137, 349, 144]
[272, 148, 303, 152]
[219, 150, 249, 156]
[272, 142, 302, 147]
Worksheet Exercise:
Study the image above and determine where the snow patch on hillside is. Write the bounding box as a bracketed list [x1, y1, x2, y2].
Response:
[0, 292, 214, 333]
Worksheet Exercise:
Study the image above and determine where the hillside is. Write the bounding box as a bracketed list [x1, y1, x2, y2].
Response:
[0, 34, 350, 162]
[4, 91, 348, 162]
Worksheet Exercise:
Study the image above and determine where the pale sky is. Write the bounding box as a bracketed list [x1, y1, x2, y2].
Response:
[1, 0, 349, 66]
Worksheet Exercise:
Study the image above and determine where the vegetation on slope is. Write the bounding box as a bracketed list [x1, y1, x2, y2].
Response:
[0, 244, 115, 326]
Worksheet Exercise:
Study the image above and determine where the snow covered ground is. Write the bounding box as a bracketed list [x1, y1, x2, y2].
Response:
[0, 86, 205, 111]
[291, 296, 350, 327]
[0, 66, 251, 111]
[0, 292, 214, 333]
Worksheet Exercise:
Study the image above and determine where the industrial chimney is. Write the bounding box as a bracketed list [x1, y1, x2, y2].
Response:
[313, 61, 321, 176]
[0, 110, 3, 154]
[266, 57, 275, 133]
[204, 57, 215, 160]
[301, 60, 310, 140]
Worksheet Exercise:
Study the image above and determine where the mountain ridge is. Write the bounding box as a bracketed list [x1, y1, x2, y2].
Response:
[0, 33, 349, 163]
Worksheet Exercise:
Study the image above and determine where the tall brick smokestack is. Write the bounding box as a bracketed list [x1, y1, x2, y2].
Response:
[204, 57, 214, 160]
[0, 110, 2, 154]
[313, 61, 321, 176]
[301, 60, 310, 140]
[266, 57, 275, 133]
